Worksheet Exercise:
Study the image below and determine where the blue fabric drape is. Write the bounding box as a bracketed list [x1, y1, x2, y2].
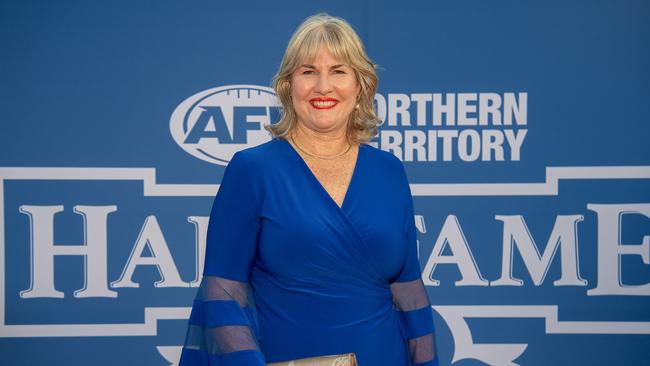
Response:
[180, 139, 438, 365]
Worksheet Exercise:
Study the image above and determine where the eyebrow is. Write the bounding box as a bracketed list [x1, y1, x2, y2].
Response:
[301, 63, 346, 69]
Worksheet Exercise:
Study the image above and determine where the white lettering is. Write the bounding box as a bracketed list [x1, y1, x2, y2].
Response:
[432, 93, 456, 126]
[503, 92, 527, 125]
[492, 215, 587, 286]
[411, 93, 432, 126]
[112, 216, 186, 288]
[19, 205, 118, 298]
[457, 93, 478, 126]
[388, 93, 411, 126]
[587, 204, 650, 296]
[422, 215, 488, 286]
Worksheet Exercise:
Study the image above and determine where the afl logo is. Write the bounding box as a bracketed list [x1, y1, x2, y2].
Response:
[170, 85, 281, 165]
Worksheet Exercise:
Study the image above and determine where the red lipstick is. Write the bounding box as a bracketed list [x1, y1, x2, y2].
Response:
[309, 97, 339, 109]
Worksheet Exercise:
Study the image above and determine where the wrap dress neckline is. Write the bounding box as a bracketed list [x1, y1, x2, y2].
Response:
[279, 138, 388, 287]
[281, 137, 364, 214]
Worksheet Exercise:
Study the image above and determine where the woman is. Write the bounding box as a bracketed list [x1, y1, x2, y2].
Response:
[180, 13, 438, 366]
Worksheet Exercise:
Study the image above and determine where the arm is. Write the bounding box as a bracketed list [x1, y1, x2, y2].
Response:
[180, 152, 265, 366]
[390, 165, 439, 366]
[390, 273, 438, 365]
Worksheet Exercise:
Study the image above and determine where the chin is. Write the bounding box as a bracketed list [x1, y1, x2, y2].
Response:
[316, 122, 345, 132]
[302, 118, 338, 130]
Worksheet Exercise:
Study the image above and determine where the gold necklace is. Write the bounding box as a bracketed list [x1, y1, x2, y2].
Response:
[289, 134, 352, 160]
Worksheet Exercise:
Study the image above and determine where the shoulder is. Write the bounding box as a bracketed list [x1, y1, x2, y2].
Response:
[221, 140, 282, 202]
[362, 144, 412, 200]
[233, 138, 281, 159]
[361, 143, 406, 174]
[229, 138, 283, 169]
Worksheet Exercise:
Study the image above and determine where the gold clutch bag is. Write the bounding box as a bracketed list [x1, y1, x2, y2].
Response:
[267, 353, 357, 366]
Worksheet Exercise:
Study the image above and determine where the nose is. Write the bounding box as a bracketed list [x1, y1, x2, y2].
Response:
[314, 73, 333, 94]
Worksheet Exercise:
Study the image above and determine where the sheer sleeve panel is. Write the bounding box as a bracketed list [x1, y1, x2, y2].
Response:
[180, 276, 264, 365]
[180, 151, 265, 365]
[391, 278, 438, 366]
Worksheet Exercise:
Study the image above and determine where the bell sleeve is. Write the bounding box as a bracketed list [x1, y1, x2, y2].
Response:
[179, 151, 266, 366]
[390, 165, 439, 366]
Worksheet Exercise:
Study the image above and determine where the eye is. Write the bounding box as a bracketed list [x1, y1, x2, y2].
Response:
[333, 69, 346, 74]
[302, 69, 316, 75]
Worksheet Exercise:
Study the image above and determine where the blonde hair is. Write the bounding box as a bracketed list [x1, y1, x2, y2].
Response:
[265, 13, 379, 144]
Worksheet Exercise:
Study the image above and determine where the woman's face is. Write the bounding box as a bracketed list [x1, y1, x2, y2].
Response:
[290, 46, 361, 135]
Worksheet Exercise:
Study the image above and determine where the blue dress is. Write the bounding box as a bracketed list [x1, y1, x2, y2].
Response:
[180, 138, 438, 366]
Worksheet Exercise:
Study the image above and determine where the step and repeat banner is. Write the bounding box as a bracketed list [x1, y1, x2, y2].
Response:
[1, 1, 649, 365]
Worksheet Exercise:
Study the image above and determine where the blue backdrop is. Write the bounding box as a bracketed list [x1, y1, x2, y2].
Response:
[1, 1, 649, 365]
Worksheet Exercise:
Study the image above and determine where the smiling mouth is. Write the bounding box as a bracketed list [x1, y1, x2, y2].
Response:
[309, 98, 338, 109]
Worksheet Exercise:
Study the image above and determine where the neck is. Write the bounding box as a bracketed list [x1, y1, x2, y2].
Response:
[290, 123, 353, 156]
